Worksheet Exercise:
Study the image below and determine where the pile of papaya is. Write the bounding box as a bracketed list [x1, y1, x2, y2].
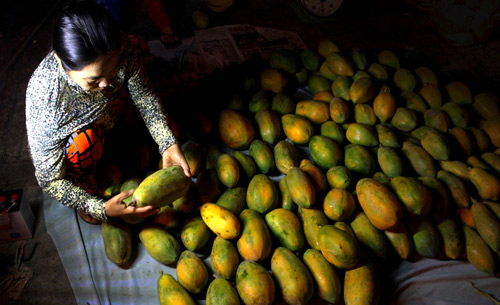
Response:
[99, 39, 500, 305]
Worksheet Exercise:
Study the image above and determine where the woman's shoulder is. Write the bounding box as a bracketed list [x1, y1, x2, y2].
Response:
[27, 52, 60, 91]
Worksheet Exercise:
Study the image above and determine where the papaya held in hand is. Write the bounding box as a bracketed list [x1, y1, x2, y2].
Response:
[127, 165, 191, 209]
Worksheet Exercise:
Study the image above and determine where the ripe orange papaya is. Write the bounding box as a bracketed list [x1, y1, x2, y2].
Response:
[200, 203, 240, 239]
[286, 167, 316, 208]
[323, 188, 355, 221]
[295, 100, 330, 124]
[281, 114, 314, 145]
[373, 85, 396, 122]
[237, 209, 272, 262]
[176, 250, 209, 294]
[218, 108, 255, 149]
[236, 261, 275, 305]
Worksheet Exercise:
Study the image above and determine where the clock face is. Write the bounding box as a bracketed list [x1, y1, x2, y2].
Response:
[301, 0, 343, 17]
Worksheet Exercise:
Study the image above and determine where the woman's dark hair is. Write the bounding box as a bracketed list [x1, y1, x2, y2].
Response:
[52, 1, 121, 71]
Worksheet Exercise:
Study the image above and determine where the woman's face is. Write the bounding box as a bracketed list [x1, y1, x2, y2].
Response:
[67, 51, 121, 91]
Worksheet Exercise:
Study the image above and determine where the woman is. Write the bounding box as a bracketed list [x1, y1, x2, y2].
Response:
[25, 1, 190, 224]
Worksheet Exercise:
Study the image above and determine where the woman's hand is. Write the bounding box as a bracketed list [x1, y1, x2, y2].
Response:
[104, 190, 160, 218]
[162, 143, 191, 177]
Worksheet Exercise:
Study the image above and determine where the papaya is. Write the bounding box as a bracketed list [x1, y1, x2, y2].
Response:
[457, 206, 475, 228]
[172, 187, 196, 215]
[307, 75, 331, 96]
[269, 48, 298, 73]
[182, 142, 204, 177]
[216, 153, 240, 188]
[272, 92, 295, 115]
[438, 160, 469, 180]
[410, 126, 434, 140]
[274, 140, 299, 175]
[158, 273, 196, 305]
[101, 220, 131, 266]
[265, 208, 305, 254]
[403, 91, 428, 113]
[367, 62, 389, 82]
[180, 215, 211, 251]
[401, 141, 438, 177]
[423, 109, 449, 132]
[152, 205, 182, 229]
[308, 135, 343, 170]
[421, 128, 451, 161]
[295, 99, 330, 124]
[441, 102, 469, 128]
[216, 186, 246, 215]
[469, 167, 500, 201]
[343, 260, 380, 305]
[356, 178, 402, 230]
[285, 167, 316, 208]
[437, 170, 470, 208]
[384, 222, 414, 260]
[323, 187, 355, 221]
[246, 174, 279, 213]
[313, 90, 334, 103]
[446, 80, 472, 105]
[394, 68, 417, 92]
[481, 151, 500, 175]
[271, 247, 314, 305]
[129, 165, 190, 208]
[196, 168, 223, 204]
[236, 261, 275, 305]
[373, 85, 396, 122]
[210, 236, 239, 280]
[325, 52, 354, 76]
[329, 96, 351, 123]
[418, 176, 450, 222]
[281, 114, 314, 145]
[484, 200, 500, 220]
[176, 250, 209, 294]
[317, 39, 340, 58]
[390, 176, 432, 217]
[351, 47, 368, 70]
[237, 209, 273, 262]
[463, 225, 497, 275]
[350, 76, 376, 104]
[326, 165, 354, 190]
[321, 121, 346, 146]
[469, 127, 490, 152]
[468, 155, 492, 170]
[391, 107, 418, 132]
[299, 159, 328, 193]
[419, 83, 443, 109]
[331, 77, 352, 102]
[200, 203, 240, 239]
[231, 151, 258, 183]
[372, 171, 391, 186]
[301, 48, 321, 71]
[206, 278, 240, 305]
[254, 109, 281, 144]
[351, 210, 389, 258]
[119, 177, 146, 224]
[449, 127, 475, 158]
[205, 144, 222, 170]
[319, 224, 360, 269]
[248, 90, 271, 113]
[139, 225, 180, 265]
[96, 163, 122, 199]
[435, 217, 465, 259]
[471, 201, 500, 252]
[248, 140, 275, 175]
[415, 66, 439, 86]
[318, 61, 338, 81]
[218, 108, 255, 149]
[481, 118, 500, 148]
[346, 123, 378, 146]
[303, 248, 341, 304]
[344, 144, 377, 176]
[375, 124, 400, 148]
[378, 49, 400, 69]
[473, 92, 499, 119]
[278, 177, 295, 210]
[297, 206, 329, 251]
[409, 216, 442, 258]
[377, 146, 404, 178]
[354, 103, 378, 126]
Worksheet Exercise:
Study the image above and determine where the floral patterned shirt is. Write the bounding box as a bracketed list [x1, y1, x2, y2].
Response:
[25, 35, 177, 221]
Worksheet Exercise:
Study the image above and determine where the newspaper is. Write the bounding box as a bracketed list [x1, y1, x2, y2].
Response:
[148, 24, 307, 75]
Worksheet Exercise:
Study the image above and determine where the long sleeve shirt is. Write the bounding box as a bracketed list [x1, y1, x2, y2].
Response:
[25, 35, 177, 221]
